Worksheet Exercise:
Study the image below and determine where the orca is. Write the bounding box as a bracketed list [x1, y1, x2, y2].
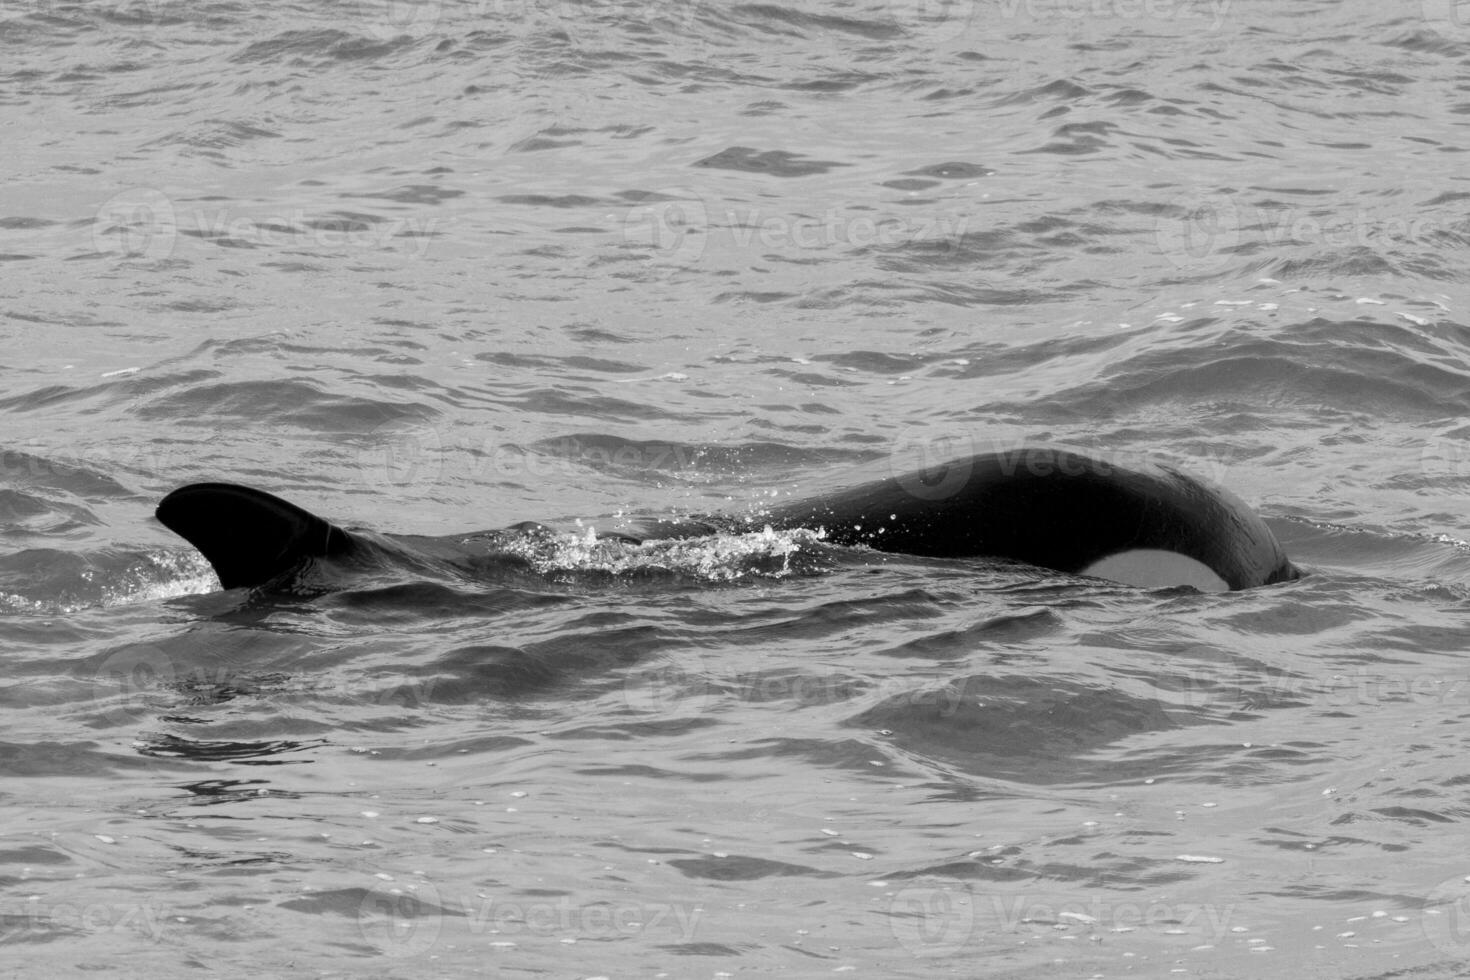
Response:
[155, 447, 1299, 593]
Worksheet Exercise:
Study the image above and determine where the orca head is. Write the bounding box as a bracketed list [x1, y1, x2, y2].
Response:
[1079, 549, 1230, 592]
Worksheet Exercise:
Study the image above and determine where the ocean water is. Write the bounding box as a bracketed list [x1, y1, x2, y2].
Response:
[4, 0, 1470, 976]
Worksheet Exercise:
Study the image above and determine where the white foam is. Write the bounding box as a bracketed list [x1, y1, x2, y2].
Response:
[498, 525, 828, 581]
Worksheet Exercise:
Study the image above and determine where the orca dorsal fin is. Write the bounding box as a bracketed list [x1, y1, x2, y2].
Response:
[155, 482, 357, 590]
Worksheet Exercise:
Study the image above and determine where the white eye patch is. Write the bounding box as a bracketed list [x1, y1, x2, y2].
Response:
[1080, 549, 1229, 592]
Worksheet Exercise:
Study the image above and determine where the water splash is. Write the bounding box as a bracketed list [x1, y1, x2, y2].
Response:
[497, 524, 831, 582]
[107, 550, 220, 604]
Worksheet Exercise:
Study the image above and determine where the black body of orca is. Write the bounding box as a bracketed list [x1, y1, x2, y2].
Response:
[155, 447, 1299, 593]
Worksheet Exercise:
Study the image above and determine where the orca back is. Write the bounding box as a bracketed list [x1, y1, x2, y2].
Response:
[760, 449, 1297, 590]
[155, 449, 1298, 592]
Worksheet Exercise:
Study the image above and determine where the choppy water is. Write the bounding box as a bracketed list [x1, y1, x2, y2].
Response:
[5, 0, 1470, 976]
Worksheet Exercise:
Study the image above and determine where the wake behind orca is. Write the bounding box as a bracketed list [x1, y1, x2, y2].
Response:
[155, 447, 1299, 594]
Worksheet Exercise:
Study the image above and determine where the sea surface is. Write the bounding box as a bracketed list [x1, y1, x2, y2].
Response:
[4, 0, 1470, 976]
